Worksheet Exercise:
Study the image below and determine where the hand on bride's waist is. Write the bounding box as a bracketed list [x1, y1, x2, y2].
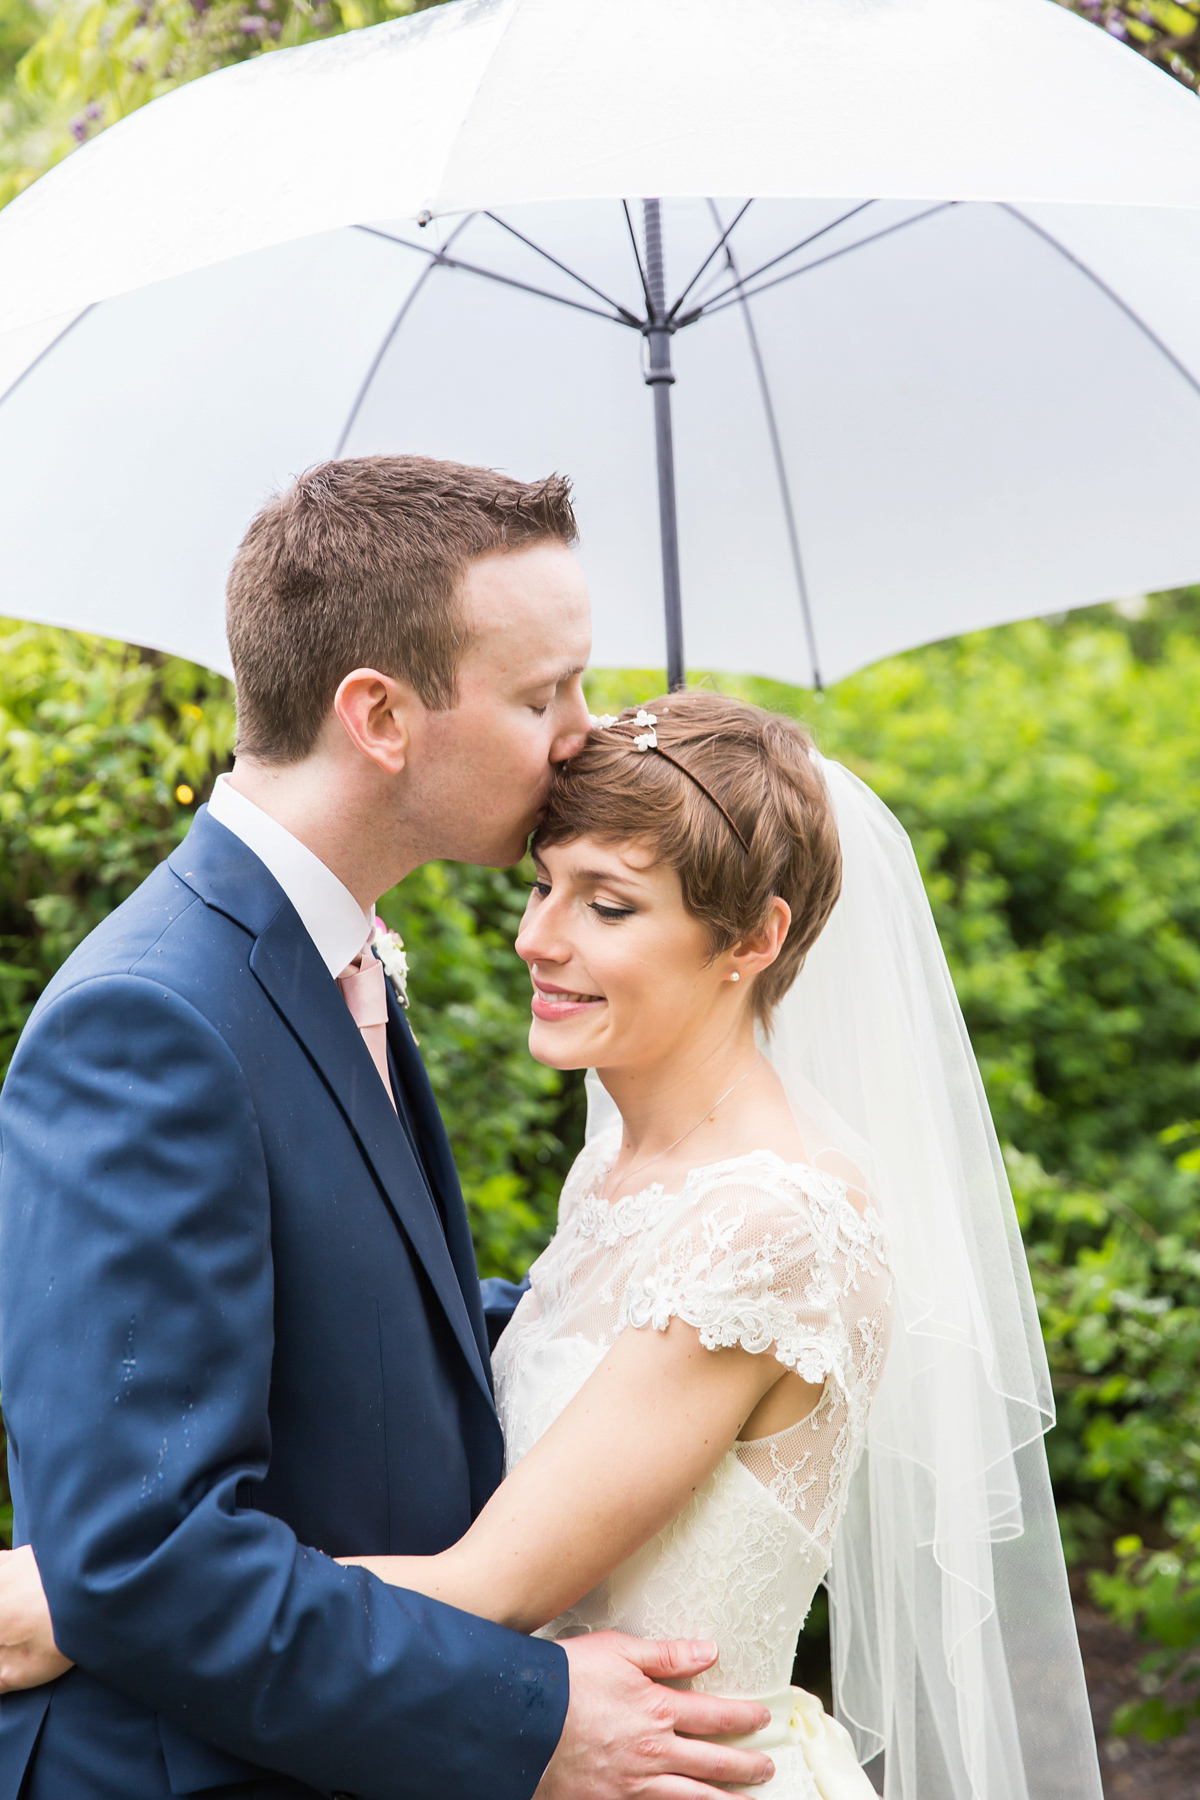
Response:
[532, 1632, 775, 1800]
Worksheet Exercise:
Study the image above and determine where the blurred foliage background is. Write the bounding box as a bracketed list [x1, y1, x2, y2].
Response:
[1, 602, 1198, 1737]
[1, 0, 1199, 1748]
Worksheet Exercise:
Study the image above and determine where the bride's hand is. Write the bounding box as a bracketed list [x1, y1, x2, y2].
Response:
[0, 1545, 74, 1692]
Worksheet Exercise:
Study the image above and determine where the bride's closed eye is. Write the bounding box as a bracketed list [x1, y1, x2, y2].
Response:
[589, 900, 635, 923]
[529, 880, 633, 923]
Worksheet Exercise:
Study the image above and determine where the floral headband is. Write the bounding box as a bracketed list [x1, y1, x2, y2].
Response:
[589, 709, 751, 854]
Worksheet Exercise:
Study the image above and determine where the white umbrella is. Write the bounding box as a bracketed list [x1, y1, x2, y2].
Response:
[3, 0, 1200, 688]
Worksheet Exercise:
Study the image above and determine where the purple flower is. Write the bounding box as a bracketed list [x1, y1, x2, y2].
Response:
[238, 14, 264, 28]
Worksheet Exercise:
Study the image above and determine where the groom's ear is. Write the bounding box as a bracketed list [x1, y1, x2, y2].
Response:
[332, 667, 416, 775]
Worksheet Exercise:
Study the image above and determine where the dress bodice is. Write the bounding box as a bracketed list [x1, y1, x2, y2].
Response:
[493, 1124, 892, 1794]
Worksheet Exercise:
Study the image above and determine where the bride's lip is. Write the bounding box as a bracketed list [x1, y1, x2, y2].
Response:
[531, 981, 606, 1022]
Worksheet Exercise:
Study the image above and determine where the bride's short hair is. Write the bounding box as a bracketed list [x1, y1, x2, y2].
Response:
[536, 691, 841, 1023]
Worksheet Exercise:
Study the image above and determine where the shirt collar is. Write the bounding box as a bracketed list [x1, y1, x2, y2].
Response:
[207, 773, 374, 979]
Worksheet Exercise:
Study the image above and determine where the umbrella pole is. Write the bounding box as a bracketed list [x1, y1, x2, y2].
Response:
[642, 199, 685, 692]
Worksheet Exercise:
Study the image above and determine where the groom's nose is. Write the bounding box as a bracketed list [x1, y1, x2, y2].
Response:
[549, 683, 592, 763]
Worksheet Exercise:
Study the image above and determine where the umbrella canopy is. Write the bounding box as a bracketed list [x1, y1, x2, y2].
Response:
[3, 0, 1200, 684]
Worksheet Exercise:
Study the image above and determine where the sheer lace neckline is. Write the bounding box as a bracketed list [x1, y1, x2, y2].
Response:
[587, 1129, 869, 1222]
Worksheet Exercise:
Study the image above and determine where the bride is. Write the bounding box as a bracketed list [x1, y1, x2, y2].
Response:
[0, 692, 1101, 1800]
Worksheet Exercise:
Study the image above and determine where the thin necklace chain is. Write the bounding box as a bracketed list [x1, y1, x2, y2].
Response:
[601, 1054, 765, 1202]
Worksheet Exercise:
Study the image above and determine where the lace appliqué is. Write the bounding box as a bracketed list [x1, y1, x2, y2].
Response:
[622, 1205, 849, 1392]
[573, 1185, 674, 1247]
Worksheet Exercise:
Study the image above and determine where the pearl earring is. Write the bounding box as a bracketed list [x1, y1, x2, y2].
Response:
[730, 971, 740, 982]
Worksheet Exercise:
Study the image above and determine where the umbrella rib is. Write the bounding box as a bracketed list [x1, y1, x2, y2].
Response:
[706, 201, 823, 693]
[482, 212, 644, 326]
[679, 201, 876, 322]
[354, 225, 635, 326]
[623, 199, 655, 318]
[684, 202, 958, 322]
[999, 202, 1200, 402]
[0, 303, 95, 413]
[667, 199, 754, 321]
[335, 217, 475, 457]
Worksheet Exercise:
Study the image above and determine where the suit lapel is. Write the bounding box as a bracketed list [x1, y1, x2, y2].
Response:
[385, 990, 494, 1385]
[169, 812, 494, 1408]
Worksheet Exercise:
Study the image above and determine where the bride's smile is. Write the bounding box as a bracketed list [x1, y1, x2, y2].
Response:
[518, 837, 761, 1062]
[516, 829, 810, 1213]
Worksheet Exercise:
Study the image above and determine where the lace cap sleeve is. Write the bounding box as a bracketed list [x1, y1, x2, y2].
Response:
[618, 1154, 888, 1396]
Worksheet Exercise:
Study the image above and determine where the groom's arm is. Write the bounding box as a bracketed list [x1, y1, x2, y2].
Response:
[479, 1275, 530, 1351]
[0, 974, 567, 1800]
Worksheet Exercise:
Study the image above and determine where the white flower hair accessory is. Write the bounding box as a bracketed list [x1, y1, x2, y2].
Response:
[372, 915, 410, 1008]
[589, 707, 750, 852]
[632, 709, 658, 750]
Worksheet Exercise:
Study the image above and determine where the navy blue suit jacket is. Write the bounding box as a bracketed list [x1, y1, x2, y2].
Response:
[0, 808, 566, 1799]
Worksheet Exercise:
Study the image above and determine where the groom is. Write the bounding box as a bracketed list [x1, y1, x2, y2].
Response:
[0, 457, 773, 1800]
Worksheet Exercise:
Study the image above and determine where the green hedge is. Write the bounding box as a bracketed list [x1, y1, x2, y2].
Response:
[2, 602, 1199, 1730]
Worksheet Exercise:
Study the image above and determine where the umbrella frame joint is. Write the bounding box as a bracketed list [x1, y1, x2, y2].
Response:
[348, 195, 901, 693]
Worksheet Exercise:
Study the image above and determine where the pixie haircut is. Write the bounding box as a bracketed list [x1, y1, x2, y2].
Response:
[226, 454, 578, 763]
[535, 691, 842, 1024]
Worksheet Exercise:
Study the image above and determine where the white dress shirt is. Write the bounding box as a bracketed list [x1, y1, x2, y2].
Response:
[207, 773, 374, 979]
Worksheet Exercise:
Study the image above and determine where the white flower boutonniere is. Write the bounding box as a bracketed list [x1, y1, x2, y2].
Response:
[372, 915, 410, 1009]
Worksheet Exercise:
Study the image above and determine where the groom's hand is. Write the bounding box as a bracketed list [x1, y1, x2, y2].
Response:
[0, 1545, 74, 1692]
[534, 1632, 775, 1800]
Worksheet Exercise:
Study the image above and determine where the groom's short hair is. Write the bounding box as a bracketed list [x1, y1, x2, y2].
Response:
[226, 454, 578, 762]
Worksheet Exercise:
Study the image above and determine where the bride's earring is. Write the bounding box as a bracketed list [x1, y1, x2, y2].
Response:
[730, 971, 740, 982]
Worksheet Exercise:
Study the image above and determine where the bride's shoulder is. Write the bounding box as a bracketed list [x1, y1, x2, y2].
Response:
[679, 1145, 875, 1228]
[620, 1149, 890, 1372]
[643, 1146, 888, 1283]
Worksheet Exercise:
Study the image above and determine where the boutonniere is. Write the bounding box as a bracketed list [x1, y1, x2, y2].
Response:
[372, 915, 410, 1009]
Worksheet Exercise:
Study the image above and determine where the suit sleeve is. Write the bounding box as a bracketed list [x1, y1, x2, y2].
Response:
[0, 974, 566, 1800]
[479, 1276, 531, 1352]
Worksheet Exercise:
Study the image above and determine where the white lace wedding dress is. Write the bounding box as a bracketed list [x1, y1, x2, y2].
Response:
[493, 1122, 893, 1798]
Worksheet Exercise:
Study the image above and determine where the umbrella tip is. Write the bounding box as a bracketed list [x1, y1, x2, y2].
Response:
[417, 210, 433, 228]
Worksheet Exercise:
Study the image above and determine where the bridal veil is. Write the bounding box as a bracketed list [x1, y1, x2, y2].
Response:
[586, 756, 1102, 1800]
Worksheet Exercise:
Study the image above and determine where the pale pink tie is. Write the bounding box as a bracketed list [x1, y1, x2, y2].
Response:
[336, 946, 396, 1112]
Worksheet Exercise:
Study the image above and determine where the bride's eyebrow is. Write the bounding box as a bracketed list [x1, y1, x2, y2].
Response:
[569, 865, 646, 893]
